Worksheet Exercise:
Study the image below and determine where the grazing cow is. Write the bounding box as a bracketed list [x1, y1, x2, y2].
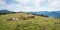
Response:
[20, 15, 35, 20]
[7, 18, 13, 21]
[28, 15, 35, 18]
[7, 18, 18, 21]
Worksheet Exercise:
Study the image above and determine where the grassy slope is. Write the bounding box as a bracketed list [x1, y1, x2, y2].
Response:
[0, 13, 60, 30]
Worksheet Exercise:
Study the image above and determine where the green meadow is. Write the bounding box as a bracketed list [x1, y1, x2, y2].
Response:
[0, 13, 60, 30]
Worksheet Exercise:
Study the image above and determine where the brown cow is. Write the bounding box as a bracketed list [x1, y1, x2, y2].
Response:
[28, 15, 35, 18]
[20, 15, 35, 20]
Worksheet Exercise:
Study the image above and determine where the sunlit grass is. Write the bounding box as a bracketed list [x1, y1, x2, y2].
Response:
[0, 13, 60, 30]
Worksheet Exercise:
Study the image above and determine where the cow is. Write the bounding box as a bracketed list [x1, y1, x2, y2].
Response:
[7, 18, 18, 21]
[28, 15, 35, 18]
[20, 15, 35, 20]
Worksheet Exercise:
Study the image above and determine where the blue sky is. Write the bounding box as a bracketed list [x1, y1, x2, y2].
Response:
[0, 0, 60, 12]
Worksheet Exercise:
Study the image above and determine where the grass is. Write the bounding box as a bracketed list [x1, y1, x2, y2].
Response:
[0, 13, 60, 30]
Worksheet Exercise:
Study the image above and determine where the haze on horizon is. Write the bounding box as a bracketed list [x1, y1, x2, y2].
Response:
[0, 0, 60, 12]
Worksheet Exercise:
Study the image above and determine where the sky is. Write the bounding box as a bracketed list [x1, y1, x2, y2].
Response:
[0, 0, 60, 12]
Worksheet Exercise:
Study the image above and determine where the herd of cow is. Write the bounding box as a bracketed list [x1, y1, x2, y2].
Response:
[7, 15, 35, 21]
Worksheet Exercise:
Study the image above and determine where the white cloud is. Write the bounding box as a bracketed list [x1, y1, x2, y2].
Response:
[34, 0, 40, 7]
[49, 0, 60, 7]
[0, 0, 6, 5]
[14, 0, 30, 4]
[34, 0, 47, 7]
[0, 0, 60, 12]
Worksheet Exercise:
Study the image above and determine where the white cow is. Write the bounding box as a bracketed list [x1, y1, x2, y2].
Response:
[7, 18, 19, 21]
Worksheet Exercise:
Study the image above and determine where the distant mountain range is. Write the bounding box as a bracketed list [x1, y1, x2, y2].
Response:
[0, 10, 60, 18]
[0, 10, 12, 13]
[0, 10, 15, 15]
[28, 11, 60, 18]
